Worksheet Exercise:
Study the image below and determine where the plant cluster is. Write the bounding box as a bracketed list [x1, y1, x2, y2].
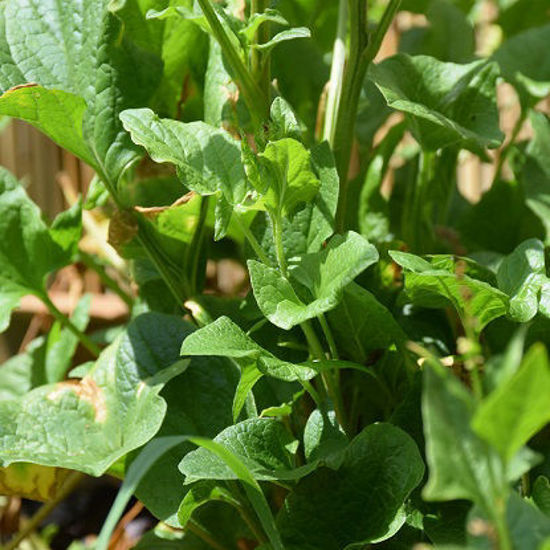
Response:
[0, 0, 550, 549]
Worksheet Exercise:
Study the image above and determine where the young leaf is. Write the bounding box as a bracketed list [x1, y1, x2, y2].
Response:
[270, 96, 302, 140]
[369, 55, 504, 152]
[180, 316, 317, 381]
[390, 250, 509, 332]
[241, 9, 290, 43]
[254, 27, 312, 55]
[278, 423, 424, 549]
[0, 313, 190, 476]
[327, 283, 407, 363]
[472, 344, 550, 462]
[249, 232, 378, 329]
[258, 138, 320, 217]
[496, 239, 550, 322]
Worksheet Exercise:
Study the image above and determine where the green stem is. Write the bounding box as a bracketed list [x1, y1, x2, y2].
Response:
[41, 294, 101, 357]
[196, 0, 269, 123]
[323, 0, 348, 145]
[227, 482, 268, 544]
[79, 251, 134, 308]
[250, 0, 271, 103]
[319, 313, 339, 360]
[271, 215, 288, 277]
[334, 0, 401, 232]
[494, 110, 526, 182]
[3, 472, 84, 550]
[188, 196, 210, 296]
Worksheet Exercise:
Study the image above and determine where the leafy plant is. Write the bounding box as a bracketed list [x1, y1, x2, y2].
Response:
[1, 0, 550, 549]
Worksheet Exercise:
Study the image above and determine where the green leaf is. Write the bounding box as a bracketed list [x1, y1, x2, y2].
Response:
[120, 108, 247, 204]
[0, 86, 94, 165]
[49, 198, 83, 261]
[258, 138, 320, 217]
[496, 239, 550, 322]
[180, 316, 317, 382]
[327, 283, 407, 363]
[0, 0, 162, 181]
[254, 27, 311, 54]
[278, 423, 424, 549]
[242, 9, 289, 42]
[180, 418, 297, 483]
[493, 24, 550, 105]
[422, 362, 507, 511]
[390, 251, 509, 332]
[44, 294, 91, 383]
[0, 168, 77, 330]
[303, 408, 347, 463]
[249, 232, 378, 329]
[369, 55, 504, 152]
[0, 313, 189, 476]
[270, 96, 302, 140]
[472, 344, 550, 462]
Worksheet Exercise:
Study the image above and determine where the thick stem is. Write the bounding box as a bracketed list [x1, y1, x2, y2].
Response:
[197, 0, 269, 123]
[333, 0, 401, 232]
[271, 215, 288, 277]
[3, 472, 84, 550]
[250, 0, 271, 103]
[42, 294, 101, 357]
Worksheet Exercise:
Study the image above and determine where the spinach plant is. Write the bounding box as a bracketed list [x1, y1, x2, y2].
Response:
[0, 0, 550, 549]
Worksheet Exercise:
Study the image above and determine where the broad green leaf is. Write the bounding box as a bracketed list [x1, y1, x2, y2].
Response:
[422, 362, 507, 511]
[496, 239, 550, 322]
[327, 283, 407, 363]
[232, 362, 263, 422]
[493, 24, 550, 105]
[254, 27, 312, 54]
[0, 463, 71, 502]
[180, 316, 317, 382]
[0, 313, 189, 476]
[0, 86, 93, 164]
[303, 409, 347, 463]
[120, 108, 247, 204]
[369, 55, 503, 152]
[472, 344, 550, 462]
[278, 423, 424, 549]
[180, 418, 297, 483]
[177, 480, 237, 528]
[0, 0, 162, 181]
[390, 250, 509, 332]
[0, 168, 77, 330]
[258, 138, 320, 217]
[249, 232, 378, 329]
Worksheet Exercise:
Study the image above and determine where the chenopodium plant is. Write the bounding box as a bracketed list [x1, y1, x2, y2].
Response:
[1, 0, 550, 548]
